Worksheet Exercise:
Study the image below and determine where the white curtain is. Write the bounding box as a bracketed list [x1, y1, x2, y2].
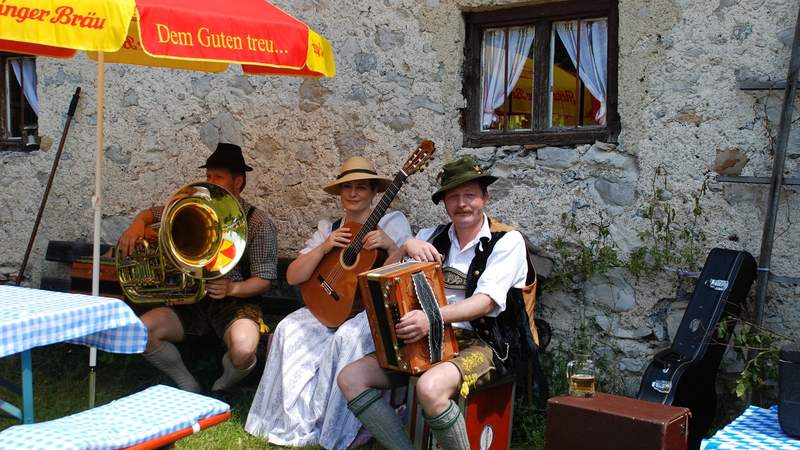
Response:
[555, 19, 607, 125]
[10, 58, 39, 116]
[481, 26, 535, 129]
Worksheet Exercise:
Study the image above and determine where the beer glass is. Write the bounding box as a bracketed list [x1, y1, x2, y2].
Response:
[567, 354, 596, 397]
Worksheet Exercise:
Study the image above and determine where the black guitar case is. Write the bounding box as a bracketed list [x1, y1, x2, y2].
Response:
[637, 248, 756, 450]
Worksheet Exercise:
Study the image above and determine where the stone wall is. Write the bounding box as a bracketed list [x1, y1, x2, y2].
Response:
[2, 0, 798, 395]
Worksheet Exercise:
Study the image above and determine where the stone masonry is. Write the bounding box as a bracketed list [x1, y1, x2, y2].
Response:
[1, 0, 798, 396]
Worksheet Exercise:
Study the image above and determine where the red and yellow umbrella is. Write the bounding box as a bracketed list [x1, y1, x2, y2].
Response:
[0, 0, 335, 410]
[0, 0, 335, 296]
[0, 0, 335, 76]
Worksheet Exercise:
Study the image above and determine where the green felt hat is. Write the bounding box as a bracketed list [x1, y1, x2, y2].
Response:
[431, 156, 498, 204]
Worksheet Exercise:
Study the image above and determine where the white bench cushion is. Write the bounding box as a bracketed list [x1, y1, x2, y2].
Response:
[0, 385, 229, 449]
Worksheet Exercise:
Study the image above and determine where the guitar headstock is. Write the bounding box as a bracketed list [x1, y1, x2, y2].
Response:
[402, 140, 435, 176]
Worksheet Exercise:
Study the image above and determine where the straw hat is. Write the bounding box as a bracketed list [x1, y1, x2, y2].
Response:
[323, 156, 392, 195]
[431, 155, 498, 204]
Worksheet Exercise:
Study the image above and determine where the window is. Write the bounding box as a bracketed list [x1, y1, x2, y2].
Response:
[462, 1, 619, 147]
[1, 53, 39, 151]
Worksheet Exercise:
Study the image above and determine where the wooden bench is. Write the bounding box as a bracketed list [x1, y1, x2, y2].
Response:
[0, 385, 230, 450]
[42, 241, 303, 379]
[41, 240, 304, 317]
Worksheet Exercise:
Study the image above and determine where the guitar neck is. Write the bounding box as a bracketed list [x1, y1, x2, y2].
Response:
[344, 170, 408, 257]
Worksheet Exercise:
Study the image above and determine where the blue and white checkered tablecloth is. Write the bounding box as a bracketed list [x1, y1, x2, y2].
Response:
[702, 405, 800, 449]
[0, 285, 147, 357]
[0, 385, 230, 449]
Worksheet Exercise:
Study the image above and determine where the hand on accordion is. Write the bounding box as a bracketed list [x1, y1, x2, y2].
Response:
[395, 309, 430, 344]
[403, 239, 443, 263]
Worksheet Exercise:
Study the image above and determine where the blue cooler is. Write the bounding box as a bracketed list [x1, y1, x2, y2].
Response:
[779, 344, 800, 437]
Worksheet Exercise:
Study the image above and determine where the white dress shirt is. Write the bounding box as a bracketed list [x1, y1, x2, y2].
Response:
[416, 214, 527, 329]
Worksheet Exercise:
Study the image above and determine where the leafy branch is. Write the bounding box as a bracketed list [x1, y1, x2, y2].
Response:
[717, 319, 790, 399]
[628, 166, 709, 282]
[546, 211, 623, 292]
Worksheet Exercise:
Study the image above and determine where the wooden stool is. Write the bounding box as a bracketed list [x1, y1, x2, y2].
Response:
[406, 375, 516, 450]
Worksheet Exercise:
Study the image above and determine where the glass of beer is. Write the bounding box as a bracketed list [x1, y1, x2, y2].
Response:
[567, 354, 596, 397]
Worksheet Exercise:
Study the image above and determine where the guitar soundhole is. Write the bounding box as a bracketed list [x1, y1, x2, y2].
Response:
[340, 251, 360, 269]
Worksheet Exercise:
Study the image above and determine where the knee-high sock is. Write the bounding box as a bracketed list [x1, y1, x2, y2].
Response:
[347, 388, 413, 450]
[425, 400, 469, 450]
[212, 352, 255, 391]
[143, 342, 202, 393]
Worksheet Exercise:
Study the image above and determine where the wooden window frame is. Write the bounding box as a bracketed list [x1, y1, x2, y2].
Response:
[462, 0, 620, 148]
[0, 53, 38, 152]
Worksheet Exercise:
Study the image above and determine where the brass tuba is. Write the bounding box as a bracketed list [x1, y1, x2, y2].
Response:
[116, 182, 248, 306]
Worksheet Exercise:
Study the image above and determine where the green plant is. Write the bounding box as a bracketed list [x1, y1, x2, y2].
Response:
[628, 166, 708, 282]
[543, 319, 627, 398]
[546, 211, 623, 292]
[717, 319, 788, 400]
[510, 399, 546, 449]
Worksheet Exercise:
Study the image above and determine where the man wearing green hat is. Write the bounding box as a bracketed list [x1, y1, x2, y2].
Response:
[337, 156, 536, 450]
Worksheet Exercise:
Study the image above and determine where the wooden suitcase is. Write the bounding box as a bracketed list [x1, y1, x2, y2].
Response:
[545, 393, 690, 450]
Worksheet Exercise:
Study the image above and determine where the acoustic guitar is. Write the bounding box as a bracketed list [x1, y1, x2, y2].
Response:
[302, 140, 435, 328]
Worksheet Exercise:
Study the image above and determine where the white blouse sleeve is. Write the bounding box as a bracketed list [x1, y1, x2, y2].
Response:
[377, 210, 413, 247]
[415, 226, 437, 242]
[474, 230, 528, 316]
[299, 219, 334, 254]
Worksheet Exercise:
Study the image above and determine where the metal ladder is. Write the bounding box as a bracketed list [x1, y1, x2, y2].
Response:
[718, 5, 800, 325]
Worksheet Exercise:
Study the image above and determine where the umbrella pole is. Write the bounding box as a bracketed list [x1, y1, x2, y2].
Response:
[89, 52, 105, 409]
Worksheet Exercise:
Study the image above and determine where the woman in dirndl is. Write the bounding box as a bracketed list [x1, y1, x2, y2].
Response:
[245, 156, 411, 449]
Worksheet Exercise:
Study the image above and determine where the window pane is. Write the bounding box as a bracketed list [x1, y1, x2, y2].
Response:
[5, 57, 37, 139]
[508, 31, 534, 131]
[550, 18, 608, 128]
[480, 26, 535, 131]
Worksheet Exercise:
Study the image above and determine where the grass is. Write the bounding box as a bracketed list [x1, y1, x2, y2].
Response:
[0, 343, 546, 449]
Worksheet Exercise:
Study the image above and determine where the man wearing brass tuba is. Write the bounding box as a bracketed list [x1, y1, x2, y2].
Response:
[118, 143, 278, 393]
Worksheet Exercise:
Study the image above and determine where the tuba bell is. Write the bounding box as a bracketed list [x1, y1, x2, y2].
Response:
[116, 182, 248, 306]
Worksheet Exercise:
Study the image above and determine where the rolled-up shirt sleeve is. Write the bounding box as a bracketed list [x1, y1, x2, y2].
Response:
[248, 217, 278, 280]
[474, 230, 528, 316]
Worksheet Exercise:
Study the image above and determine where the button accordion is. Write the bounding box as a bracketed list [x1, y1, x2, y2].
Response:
[358, 261, 458, 374]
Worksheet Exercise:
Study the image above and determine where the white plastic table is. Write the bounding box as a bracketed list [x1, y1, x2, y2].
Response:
[0, 285, 147, 423]
[701, 405, 800, 449]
